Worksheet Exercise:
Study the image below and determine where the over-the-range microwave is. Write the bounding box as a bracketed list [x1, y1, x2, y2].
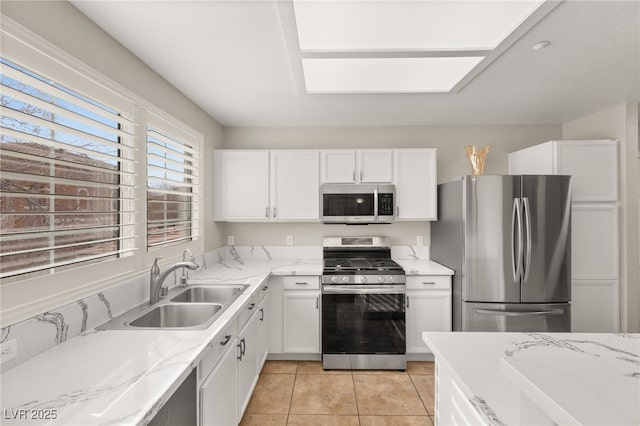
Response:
[320, 183, 395, 224]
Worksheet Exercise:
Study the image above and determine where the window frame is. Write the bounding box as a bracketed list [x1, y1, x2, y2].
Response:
[0, 17, 204, 325]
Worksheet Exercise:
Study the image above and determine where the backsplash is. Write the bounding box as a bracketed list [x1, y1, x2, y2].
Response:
[0, 244, 427, 371]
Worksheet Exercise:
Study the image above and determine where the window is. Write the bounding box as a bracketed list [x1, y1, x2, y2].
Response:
[0, 58, 136, 282]
[146, 114, 200, 250]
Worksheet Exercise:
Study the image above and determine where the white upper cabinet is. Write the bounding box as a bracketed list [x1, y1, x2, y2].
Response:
[321, 149, 393, 183]
[270, 150, 319, 221]
[321, 150, 357, 183]
[508, 139, 618, 202]
[214, 150, 320, 222]
[215, 150, 270, 221]
[358, 149, 394, 182]
[394, 149, 437, 220]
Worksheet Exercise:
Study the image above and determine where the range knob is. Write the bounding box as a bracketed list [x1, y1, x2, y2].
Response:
[389, 276, 395, 283]
[342, 276, 349, 283]
[359, 276, 367, 283]
[377, 276, 384, 282]
[331, 276, 337, 283]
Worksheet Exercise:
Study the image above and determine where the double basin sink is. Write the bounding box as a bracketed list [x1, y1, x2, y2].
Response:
[97, 284, 249, 330]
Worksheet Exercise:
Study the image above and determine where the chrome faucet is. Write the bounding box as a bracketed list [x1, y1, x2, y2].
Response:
[149, 257, 199, 304]
[180, 249, 194, 285]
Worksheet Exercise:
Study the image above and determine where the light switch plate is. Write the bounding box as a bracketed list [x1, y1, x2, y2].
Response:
[417, 235, 424, 246]
[227, 235, 235, 246]
[286, 235, 293, 246]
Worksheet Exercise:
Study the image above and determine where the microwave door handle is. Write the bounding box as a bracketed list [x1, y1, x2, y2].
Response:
[373, 186, 378, 222]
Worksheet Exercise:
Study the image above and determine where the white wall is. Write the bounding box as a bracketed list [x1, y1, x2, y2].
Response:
[222, 124, 562, 246]
[562, 102, 640, 333]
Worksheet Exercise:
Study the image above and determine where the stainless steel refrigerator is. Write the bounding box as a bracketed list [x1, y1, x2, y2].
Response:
[431, 175, 571, 332]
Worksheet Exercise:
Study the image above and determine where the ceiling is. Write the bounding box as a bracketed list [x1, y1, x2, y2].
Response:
[70, 0, 640, 128]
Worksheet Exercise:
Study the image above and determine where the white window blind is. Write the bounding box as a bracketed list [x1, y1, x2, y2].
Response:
[0, 58, 137, 281]
[146, 115, 200, 249]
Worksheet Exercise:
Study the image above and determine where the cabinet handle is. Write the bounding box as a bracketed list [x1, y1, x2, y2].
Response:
[237, 342, 242, 361]
[396, 206, 399, 217]
[316, 296, 319, 309]
[295, 282, 307, 286]
[248, 303, 255, 311]
[422, 282, 436, 285]
[241, 338, 246, 357]
[265, 207, 269, 218]
[360, 170, 363, 181]
[406, 295, 410, 309]
[262, 285, 268, 291]
[260, 307, 264, 321]
[220, 334, 231, 346]
[273, 207, 277, 218]
[352, 170, 356, 182]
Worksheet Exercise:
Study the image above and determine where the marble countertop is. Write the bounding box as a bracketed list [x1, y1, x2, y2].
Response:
[394, 258, 453, 276]
[1, 254, 449, 425]
[423, 332, 640, 426]
[0, 256, 452, 426]
[0, 258, 321, 426]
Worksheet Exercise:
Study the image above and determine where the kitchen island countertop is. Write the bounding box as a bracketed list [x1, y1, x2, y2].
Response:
[423, 331, 640, 426]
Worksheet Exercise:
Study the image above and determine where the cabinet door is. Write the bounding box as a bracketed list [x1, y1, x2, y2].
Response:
[556, 140, 618, 202]
[237, 311, 259, 419]
[219, 150, 270, 220]
[256, 295, 269, 371]
[271, 150, 320, 220]
[283, 291, 320, 353]
[268, 277, 284, 354]
[571, 281, 619, 332]
[394, 149, 437, 220]
[200, 343, 237, 426]
[358, 149, 393, 183]
[321, 150, 356, 183]
[406, 291, 452, 354]
[572, 204, 619, 280]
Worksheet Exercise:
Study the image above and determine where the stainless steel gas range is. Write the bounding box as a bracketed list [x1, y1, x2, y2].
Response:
[321, 236, 406, 370]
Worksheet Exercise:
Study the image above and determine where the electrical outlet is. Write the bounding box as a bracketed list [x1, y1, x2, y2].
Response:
[416, 235, 424, 246]
[286, 235, 293, 246]
[227, 235, 235, 246]
[1, 339, 17, 364]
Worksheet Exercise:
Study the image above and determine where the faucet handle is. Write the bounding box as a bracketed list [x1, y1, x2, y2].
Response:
[151, 257, 161, 276]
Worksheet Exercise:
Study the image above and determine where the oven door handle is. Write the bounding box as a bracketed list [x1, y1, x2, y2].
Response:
[322, 285, 405, 294]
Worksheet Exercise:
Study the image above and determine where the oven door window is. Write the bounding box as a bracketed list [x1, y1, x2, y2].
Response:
[322, 193, 374, 217]
[322, 292, 406, 354]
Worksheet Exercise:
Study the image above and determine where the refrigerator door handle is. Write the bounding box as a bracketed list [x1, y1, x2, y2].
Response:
[522, 197, 532, 282]
[475, 308, 564, 317]
[511, 198, 523, 282]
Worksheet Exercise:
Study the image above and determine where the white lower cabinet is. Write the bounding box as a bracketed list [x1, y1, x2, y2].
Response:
[200, 341, 238, 426]
[283, 276, 320, 354]
[405, 276, 452, 354]
[571, 281, 619, 332]
[199, 319, 238, 426]
[237, 304, 259, 419]
[256, 294, 269, 370]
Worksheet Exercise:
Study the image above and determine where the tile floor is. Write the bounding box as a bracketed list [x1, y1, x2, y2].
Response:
[240, 361, 435, 426]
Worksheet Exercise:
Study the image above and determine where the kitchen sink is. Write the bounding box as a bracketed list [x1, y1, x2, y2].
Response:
[128, 303, 222, 328]
[96, 283, 249, 331]
[170, 285, 245, 304]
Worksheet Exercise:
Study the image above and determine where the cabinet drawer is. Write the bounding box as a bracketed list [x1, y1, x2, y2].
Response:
[257, 281, 270, 302]
[238, 293, 258, 329]
[200, 319, 237, 381]
[406, 275, 451, 290]
[283, 276, 320, 290]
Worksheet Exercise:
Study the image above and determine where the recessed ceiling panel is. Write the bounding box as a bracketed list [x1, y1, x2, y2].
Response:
[294, 0, 545, 51]
[302, 57, 485, 93]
